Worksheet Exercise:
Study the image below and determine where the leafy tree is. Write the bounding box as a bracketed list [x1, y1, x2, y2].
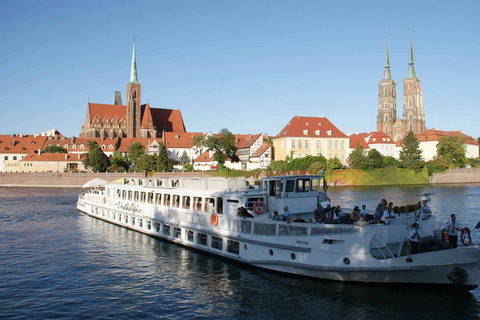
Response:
[192, 128, 238, 169]
[366, 149, 383, 169]
[327, 157, 343, 170]
[287, 155, 327, 171]
[156, 143, 169, 172]
[179, 150, 190, 165]
[82, 141, 109, 172]
[436, 135, 467, 168]
[382, 156, 398, 168]
[109, 151, 128, 171]
[398, 131, 424, 170]
[308, 161, 326, 175]
[136, 154, 157, 172]
[347, 141, 367, 169]
[43, 145, 67, 153]
[182, 162, 194, 172]
[127, 142, 145, 166]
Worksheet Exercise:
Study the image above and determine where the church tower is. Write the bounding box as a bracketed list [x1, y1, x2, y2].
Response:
[402, 28, 425, 134]
[377, 32, 396, 137]
[126, 40, 141, 138]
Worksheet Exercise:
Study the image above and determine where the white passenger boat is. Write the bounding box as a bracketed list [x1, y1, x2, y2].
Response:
[77, 174, 480, 290]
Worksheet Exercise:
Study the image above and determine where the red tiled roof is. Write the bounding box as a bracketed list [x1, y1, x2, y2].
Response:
[397, 129, 479, 146]
[365, 131, 394, 145]
[274, 116, 348, 139]
[251, 143, 271, 158]
[21, 152, 84, 162]
[116, 138, 162, 153]
[0, 135, 48, 154]
[348, 135, 370, 149]
[234, 133, 262, 149]
[164, 132, 203, 148]
[149, 108, 186, 132]
[43, 137, 119, 152]
[194, 150, 213, 162]
[88, 103, 126, 123]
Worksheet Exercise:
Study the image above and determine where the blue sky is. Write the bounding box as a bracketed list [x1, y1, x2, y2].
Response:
[1, 0, 479, 139]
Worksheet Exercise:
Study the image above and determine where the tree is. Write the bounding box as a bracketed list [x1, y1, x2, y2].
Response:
[366, 149, 383, 169]
[192, 128, 238, 169]
[136, 154, 157, 172]
[436, 135, 467, 168]
[108, 151, 128, 172]
[347, 141, 367, 169]
[127, 142, 145, 167]
[82, 141, 109, 172]
[327, 157, 343, 170]
[43, 145, 67, 153]
[182, 162, 194, 172]
[308, 161, 326, 175]
[398, 131, 424, 170]
[156, 143, 169, 172]
[179, 150, 190, 165]
[382, 156, 398, 168]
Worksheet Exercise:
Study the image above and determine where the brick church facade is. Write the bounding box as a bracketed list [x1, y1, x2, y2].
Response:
[79, 41, 186, 139]
[376, 30, 426, 142]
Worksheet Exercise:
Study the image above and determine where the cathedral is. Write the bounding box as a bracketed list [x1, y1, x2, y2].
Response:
[376, 30, 426, 142]
[79, 41, 186, 139]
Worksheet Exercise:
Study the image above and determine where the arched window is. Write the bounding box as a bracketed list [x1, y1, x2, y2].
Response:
[341, 141, 345, 149]
[298, 140, 302, 149]
[409, 113, 413, 120]
[328, 141, 333, 149]
[316, 140, 321, 149]
[335, 141, 339, 149]
[385, 126, 388, 134]
[305, 140, 309, 149]
[385, 115, 388, 122]
[292, 140, 295, 149]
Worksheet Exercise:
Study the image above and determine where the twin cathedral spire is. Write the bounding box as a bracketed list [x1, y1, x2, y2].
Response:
[377, 28, 425, 142]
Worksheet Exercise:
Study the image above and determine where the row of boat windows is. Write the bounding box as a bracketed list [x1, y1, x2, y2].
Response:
[114, 189, 234, 214]
[92, 207, 240, 254]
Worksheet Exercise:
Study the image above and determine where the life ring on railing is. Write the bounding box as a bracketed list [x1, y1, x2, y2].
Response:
[461, 227, 472, 246]
[253, 200, 266, 214]
[210, 213, 219, 226]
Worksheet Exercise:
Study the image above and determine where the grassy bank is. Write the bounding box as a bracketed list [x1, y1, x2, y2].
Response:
[328, 168, 429, 186]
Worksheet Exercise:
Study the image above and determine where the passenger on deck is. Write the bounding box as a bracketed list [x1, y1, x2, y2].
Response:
[314, 203, 325, 223]
[447, 214, 461, 248]
[283, 206, 291, 221]
[286, 215, 292, 224]
[353, 215, 369, 227]
[410, 222, 420, 254]
[331, 207, 340, 224]
[324, 204, 332, 215]
[308, 219, 313, 223]
[421, 197, 432, 220]
[350, 206, 360, 223]
[241, 206, 254, 218]
[236, 208, 244, 218]
[360, 205, 367, 217]
[272, 211, 281, 221]
[381, 203, 395, 224]
[375, 199, 387, 222]
[323, 213, 335, 224]
[294, 215, 306, 223]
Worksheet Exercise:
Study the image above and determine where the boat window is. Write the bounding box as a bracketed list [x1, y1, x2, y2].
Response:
[155, 193, 161, 204]
[154, 222, 160, 232]
[134, 191, 139, 201]
[147, 221, 151, 230]
[296, 179, 310, 192]
[132, 217, 135, 225]
[125, 216, 128, 224]
[183, 196, 191, 209]
[174, 227, 181, 238]
[216, 197, 223, 214]
[198, 233, 208, 246]
[173, 195, 180, 208]
[285, 180, 295, 192]
[263, 181, 268, 191]
[193, 197, 202, 211]
[139, 219, 143, 228]
[246, 197, 263, 211]
[212, 236, 223, 250]
[164, 194, 171, 206]
[205, 198, 214, 213]
[122, 190, 127, 200]
[128, 191, 133, 201]
[227, 240, 240, 254]
[140, 192, 146, 202]
[147, 193, 154, 204]
[186, 230, 194, 242]
[117, 189, 121, 198]
[118, 213, 122, 221]
[163, 224, 170, 235]
[311, 179, 320, 191]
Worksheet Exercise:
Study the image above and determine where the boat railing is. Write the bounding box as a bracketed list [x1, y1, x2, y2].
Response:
[370, 233, 394, 259]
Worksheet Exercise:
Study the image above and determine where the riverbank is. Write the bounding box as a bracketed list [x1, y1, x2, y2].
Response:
[1, 168, 479, 187]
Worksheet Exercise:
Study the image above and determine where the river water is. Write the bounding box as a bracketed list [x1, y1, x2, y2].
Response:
[1, 185, 480, 319]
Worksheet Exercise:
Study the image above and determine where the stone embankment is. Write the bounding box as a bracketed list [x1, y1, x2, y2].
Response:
[430, 168, 480, 184]
[0, 171, 209, 188]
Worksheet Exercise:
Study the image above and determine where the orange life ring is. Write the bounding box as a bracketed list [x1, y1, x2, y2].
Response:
[210, 213, 219, 226]
[253, 200, 266, 214]
[461, 227, 472, 246]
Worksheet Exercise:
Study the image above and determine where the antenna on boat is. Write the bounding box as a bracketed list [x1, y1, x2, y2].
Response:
[320, 170, 328, 192]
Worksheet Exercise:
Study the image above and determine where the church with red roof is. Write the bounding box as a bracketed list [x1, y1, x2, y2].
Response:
[79, 41, 186, 139]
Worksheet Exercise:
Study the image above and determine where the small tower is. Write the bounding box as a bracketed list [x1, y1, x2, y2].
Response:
[402, 27, 425, 134]
[126, 39, 141, 138]
[377, 31, 397, 138]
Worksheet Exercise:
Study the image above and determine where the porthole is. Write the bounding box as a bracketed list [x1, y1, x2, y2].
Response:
[269, 249, 273, 256]
[343, 258, 351, 265]
[244, 244, 248, 250]
[291, 253, 296, 260]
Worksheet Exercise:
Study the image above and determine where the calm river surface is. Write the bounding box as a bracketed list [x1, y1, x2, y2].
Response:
[1, 185, 480, 319]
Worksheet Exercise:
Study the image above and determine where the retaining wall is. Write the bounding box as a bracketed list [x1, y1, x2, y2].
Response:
[430, 168, 480, 184]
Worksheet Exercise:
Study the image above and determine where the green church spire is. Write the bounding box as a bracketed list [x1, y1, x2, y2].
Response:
[407, 26, 416, 79]
[129, 38, 138, 83]
[384, 30, 391, 80]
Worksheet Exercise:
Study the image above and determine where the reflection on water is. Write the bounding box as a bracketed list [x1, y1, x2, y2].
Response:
[1, 186, 480, 319]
